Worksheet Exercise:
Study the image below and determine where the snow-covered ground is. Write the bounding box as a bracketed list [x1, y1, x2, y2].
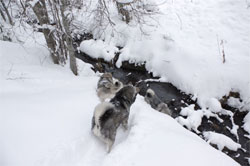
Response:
[1, 0, 249, 165]
[0, 41, 240, 166]
[79, 0, 250, 111]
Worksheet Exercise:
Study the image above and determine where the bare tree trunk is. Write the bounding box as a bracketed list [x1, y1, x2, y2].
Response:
[19, 0, 26, 15]
[47, 0, 68, 64]
[32, 0, 59, 64]
[60, 0, 78, 75]
[0, 0, 13, 25]
[0, 7, 6, 22]
[68, 37, 78, 76]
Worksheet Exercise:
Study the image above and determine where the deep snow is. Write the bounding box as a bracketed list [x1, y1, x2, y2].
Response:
[79, 0, 250, 111]
[0, 41, 240, 166]
[1, 0, 250, 165]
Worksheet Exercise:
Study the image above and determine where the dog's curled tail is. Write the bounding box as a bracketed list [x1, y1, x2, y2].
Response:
[94, 102, 114, 128]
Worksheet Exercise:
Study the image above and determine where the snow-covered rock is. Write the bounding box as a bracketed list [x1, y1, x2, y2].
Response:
[206, 98, 222, 113]
[203, 131, 241, 151]
[176, 105, 203, 133]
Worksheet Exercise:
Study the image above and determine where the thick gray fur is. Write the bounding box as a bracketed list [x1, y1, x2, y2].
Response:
[92, 85, 138, 153]
[144, 88, 172, 116]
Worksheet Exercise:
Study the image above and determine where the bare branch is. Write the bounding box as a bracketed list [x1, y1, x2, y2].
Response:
[0, 0, 14, 25]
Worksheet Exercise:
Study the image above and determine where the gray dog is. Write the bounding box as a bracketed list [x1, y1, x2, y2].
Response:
[92, 85, 139, 152]
[97, 73, 123, 101]
[144, 88, 172, 116]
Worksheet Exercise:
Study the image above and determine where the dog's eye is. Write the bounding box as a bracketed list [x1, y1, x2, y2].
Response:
[146, 92, 152, 98]
[115, 81, 119, 86]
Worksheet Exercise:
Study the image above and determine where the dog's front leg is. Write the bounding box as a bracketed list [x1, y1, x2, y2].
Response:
[122, 116, 129, 130]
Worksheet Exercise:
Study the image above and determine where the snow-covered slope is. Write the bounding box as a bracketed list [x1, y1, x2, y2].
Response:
[79, 0, 250, 110]
[0, 41, 240, 166]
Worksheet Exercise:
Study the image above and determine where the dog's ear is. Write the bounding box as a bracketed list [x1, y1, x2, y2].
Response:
[146, 89, 154, 98]
[146, 92, 152, 98]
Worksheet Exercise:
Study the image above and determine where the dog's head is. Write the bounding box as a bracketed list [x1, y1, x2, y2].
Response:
[115, 85, 139, 107]
[144, 88, 155, 104]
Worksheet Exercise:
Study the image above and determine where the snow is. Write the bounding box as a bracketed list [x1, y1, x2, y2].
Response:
[176, 104, 230, 134]
[79, 0, 250, 112]
[203, 131, 241, 151]
[176, 105, 203, 133]
[227, 97, 243, 109]
[206, 98, 223, 113]
[229, 120, 239, 141]
[243, 112, 250, 134]
[80, 39, 118, 62]
[0, 41, 240, 166]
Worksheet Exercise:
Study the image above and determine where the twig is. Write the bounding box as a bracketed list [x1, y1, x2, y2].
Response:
[7, 63, 13, 76]
[220, 40, 226, 63]
[216, 35, 221, 58]
[175, 12, 182, 30]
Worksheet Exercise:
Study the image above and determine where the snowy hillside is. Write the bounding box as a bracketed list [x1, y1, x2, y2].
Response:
[1, 0, 250, 165]
[0, 41, 240, 166]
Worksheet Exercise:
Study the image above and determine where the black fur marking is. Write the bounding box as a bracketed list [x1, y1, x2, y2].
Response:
[111, 95, 128, 109]
[146, 92, 152, 98]
[110, 86, 136, 109]
[99, 108, 115, 127]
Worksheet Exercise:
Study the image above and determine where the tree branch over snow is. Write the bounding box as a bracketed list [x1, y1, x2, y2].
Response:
[90, 0, 161, 37]
[0, 0, 14, 25]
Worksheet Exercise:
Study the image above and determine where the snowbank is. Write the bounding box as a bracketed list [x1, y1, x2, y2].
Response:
[79, 0, 250, 111]
[80, 39, 118, 61]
